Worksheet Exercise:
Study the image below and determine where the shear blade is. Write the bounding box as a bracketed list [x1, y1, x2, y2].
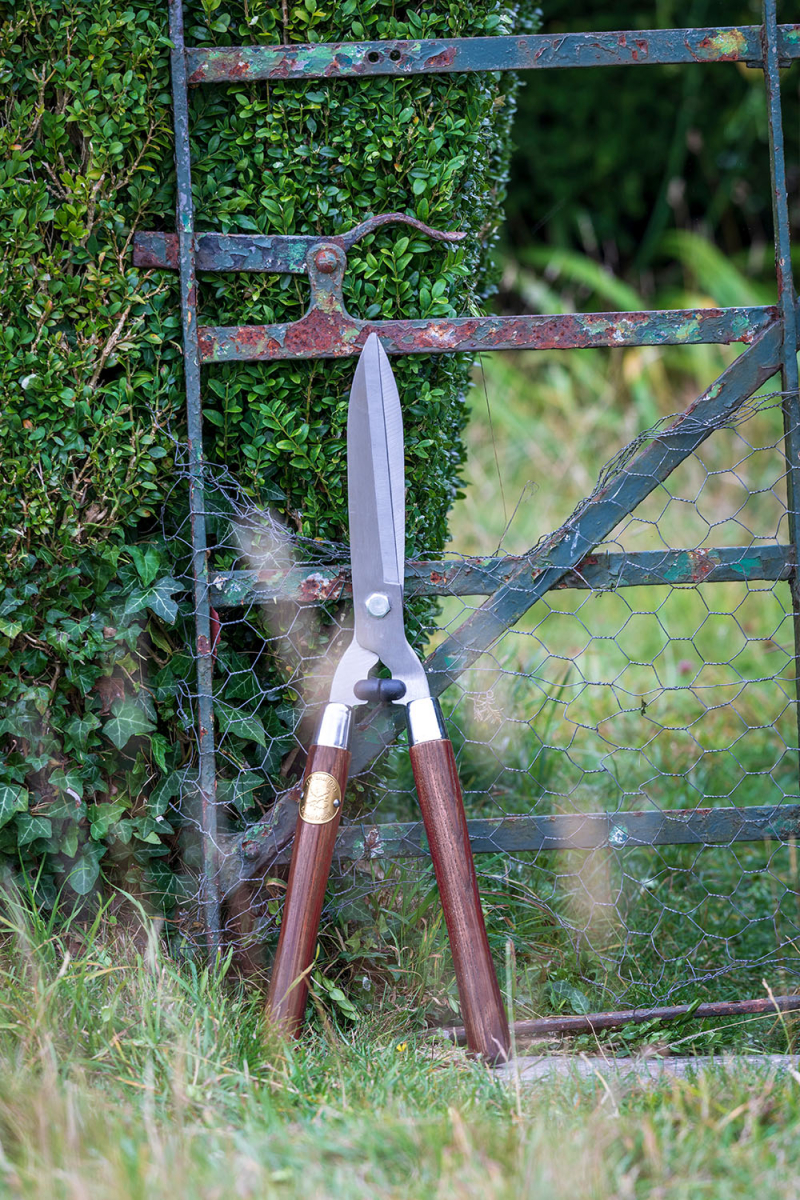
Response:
[330, 334, 428, 707]
[347, 331, 405, 590]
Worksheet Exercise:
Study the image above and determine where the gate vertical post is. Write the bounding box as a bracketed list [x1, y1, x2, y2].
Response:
[168, 0, 220, 951]
[763, 0, 800, 777]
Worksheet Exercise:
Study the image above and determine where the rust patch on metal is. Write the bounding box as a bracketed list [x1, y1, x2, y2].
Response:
[209, 606, 221, 662]
[199, 323, 284, 361]
[688, 548, 718, 582]
[298, 572, 345, 603]
[556, 553, 601, 588]
[424, 47, 458, 70]
[325, 54, 366, 77]
[227, 57, 255, 80]
[775, 811, 800, 838]
[133, 233, 179, 269]
[197, 634, 211, 656]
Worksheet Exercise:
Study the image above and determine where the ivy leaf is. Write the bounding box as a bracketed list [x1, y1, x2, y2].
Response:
[63, 713, 102, 750]
[60, 825, 79, 858]
[149, 770, 182, 817]
[128, 545, 162, 587]
[16, 814, 52, 846]
[103, 697, 157, 750]
[546, 980, 591, 1015]
[49, 768, 84, 800]
[137, 830, 163, 845]
[88, 802, 127, 840]
[0, 785, 28, 829]
[124, 576, 183, 624]
[67, 853, 101, 896]
[216, 706, 267, 747]
[149, 733, 169, 772]
[216, 771, 265, 813]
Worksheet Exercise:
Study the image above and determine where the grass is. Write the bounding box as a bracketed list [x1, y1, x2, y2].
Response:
[1, 888, 800, 1199]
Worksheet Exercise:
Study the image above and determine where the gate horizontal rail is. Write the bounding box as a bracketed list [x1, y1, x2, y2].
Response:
[195, 307, 778, 363]
[235, 803, 800, 867]
[208, 545, 794, 607]
[186, 26, 800, 84]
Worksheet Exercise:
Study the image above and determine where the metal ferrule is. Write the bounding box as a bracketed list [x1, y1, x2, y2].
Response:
[314, 702, 352, 750]
[406, 697, 447, 746]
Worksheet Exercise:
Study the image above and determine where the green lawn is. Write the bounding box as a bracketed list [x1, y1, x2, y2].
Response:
[0, 893, 799, 1199]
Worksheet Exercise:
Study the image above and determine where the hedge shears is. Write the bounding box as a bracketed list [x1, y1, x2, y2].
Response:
[266, 333, 510, 1062]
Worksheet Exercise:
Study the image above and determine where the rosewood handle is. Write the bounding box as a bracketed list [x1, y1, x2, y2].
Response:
[409, 734, 510, 1063]
[266, 739, 350, 1034]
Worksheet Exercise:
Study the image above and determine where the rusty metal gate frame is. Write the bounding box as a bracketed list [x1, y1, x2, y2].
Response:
[136, 2, 800, 957]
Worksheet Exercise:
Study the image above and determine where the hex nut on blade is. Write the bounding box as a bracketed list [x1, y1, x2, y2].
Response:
[365, 592, 391, 618]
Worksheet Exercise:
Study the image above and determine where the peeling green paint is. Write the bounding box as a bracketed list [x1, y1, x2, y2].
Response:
[694, 29, 748, 61]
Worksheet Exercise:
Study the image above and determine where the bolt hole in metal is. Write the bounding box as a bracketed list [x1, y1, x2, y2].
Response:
[367, 50, 381, 63]
[389, 48, 402, 61]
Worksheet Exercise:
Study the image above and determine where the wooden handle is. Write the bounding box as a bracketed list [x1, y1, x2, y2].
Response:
[266, 742, 350, 1035]
[409, 737, 510, 1062]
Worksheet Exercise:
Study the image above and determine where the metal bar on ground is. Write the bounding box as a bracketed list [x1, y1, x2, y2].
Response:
[209, 544, 793, 607]
[168, 0, 220, 952]
[196, 306, 777, 362]
[763, 0, 800, 797]
[235, 803, 800, 868]
[440, 994, 800, 1045]
[185, 27, 800, 84]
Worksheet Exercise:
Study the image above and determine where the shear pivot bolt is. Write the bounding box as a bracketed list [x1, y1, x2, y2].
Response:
[365, 592, 391, 618]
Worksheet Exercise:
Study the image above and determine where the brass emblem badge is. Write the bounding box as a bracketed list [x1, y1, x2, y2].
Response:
[299, 771, 341, 825]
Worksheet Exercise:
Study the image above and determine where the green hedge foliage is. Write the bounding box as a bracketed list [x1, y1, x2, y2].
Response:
[0, 1, 534, 912]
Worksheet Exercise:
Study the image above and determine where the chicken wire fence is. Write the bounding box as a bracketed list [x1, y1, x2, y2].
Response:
[157, 377, 800, 1012]
[133, 1, 800, 1020]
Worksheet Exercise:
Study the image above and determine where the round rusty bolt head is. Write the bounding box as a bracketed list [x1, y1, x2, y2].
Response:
[314, 247, 339, 274]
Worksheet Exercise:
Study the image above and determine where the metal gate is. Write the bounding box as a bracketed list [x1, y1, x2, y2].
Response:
[136, 3, 800, 1018]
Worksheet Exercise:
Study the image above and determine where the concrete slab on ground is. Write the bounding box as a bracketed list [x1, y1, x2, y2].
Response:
[495, 1054, 799, 1084]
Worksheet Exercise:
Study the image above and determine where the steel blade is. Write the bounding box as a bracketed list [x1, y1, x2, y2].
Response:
[347, 332, 405, 594]
[330, 332, 429, 706]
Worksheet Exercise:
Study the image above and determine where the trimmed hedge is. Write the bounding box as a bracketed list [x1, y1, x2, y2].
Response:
[0, 1, 535, 914]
